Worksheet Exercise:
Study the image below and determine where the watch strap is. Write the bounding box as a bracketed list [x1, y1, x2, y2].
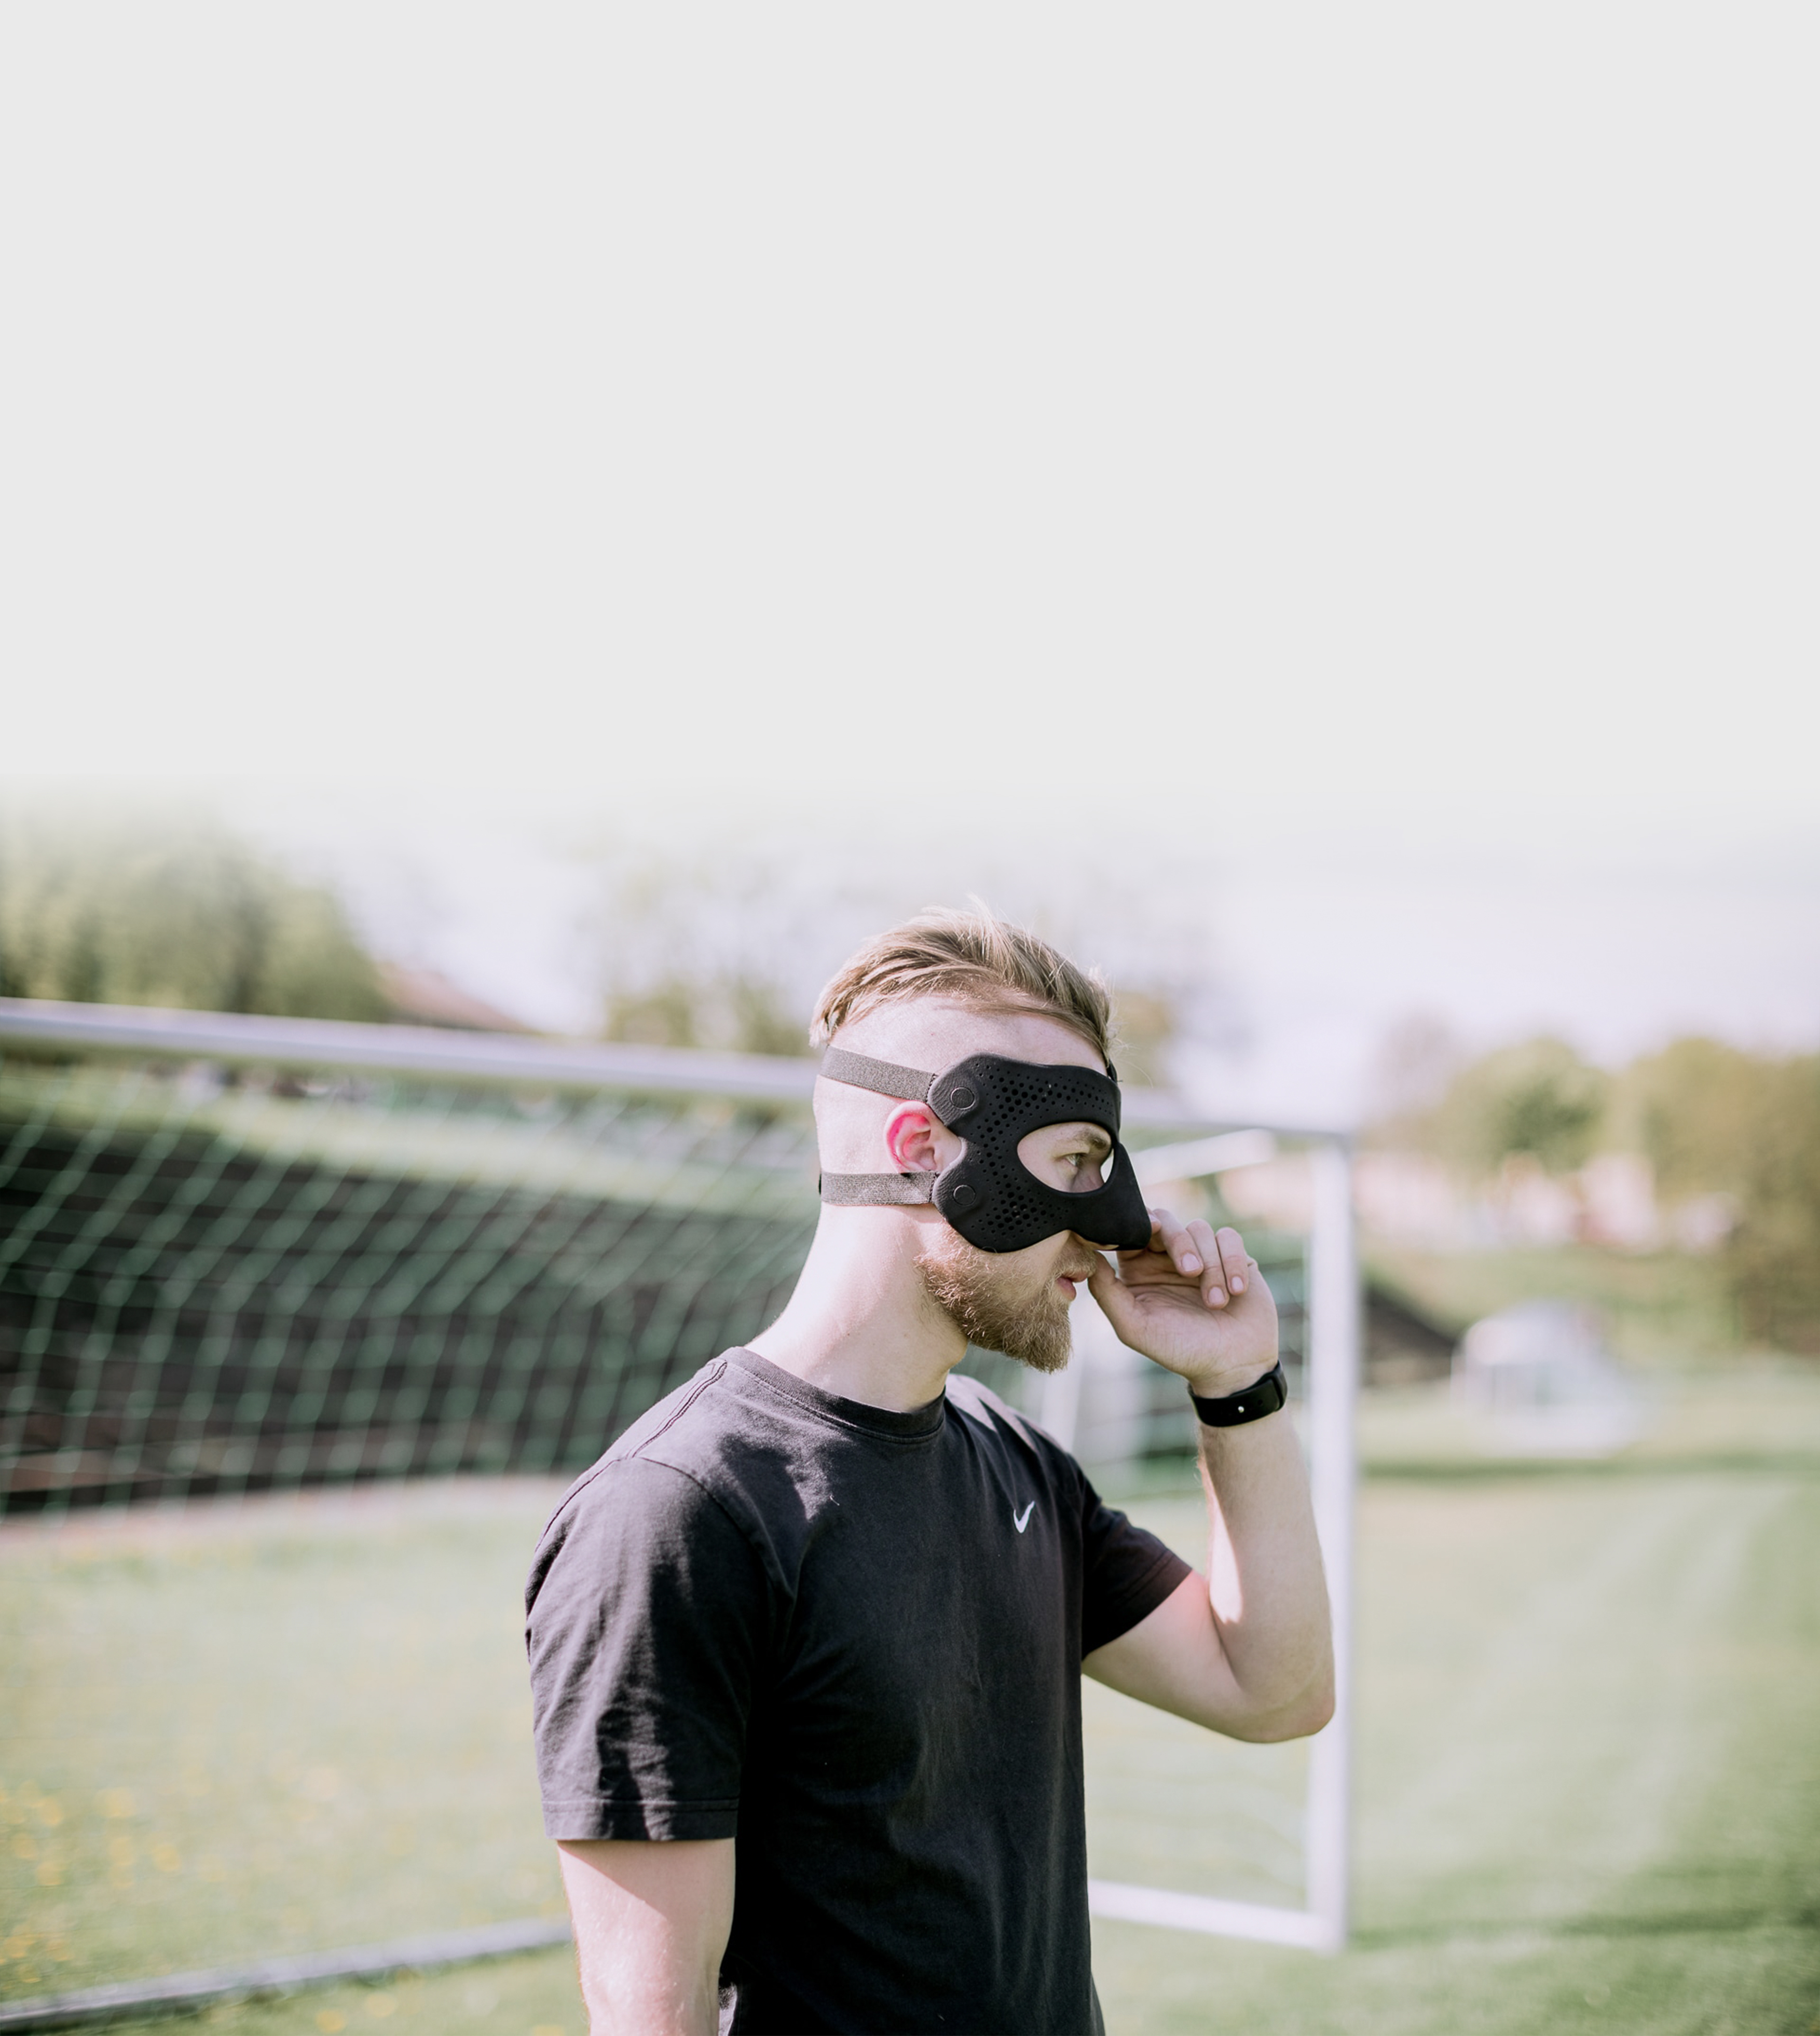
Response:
[1189, 1359, 1288, 1428]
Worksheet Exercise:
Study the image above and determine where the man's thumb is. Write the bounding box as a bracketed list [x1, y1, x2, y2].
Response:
[1085, 1257, 1126, 1320]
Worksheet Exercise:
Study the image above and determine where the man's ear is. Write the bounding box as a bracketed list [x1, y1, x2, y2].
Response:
[883, 1103, 943, 1174]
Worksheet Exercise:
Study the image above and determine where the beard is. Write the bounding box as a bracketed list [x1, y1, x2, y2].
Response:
[915, 1227, 1094, 1375]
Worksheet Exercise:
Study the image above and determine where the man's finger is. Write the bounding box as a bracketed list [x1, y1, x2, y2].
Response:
[1183, 1217, 1228, 1306]
[1215, 1226, 1251, 1296]
[1170, 1217, 1218, 1290]
[1086, 1255, 1136, 1331]
[1147, 1207, 1198, 1274]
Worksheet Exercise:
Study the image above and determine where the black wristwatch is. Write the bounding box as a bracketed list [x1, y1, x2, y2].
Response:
[1188, 1359, 1288, 1428]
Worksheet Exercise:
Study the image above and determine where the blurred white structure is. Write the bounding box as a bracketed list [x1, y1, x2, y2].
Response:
[1452, 1301, 1644, 1458]
[1576, 1154, 1660, 1250]
[1671, 1192, 1740, 1253]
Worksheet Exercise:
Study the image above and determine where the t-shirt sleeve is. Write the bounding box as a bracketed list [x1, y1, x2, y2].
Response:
[1077, 1477, 1194, 1657]
[525, 1455, 771, 1841]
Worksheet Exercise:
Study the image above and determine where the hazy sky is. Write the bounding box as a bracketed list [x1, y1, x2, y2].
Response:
[4, 6, 1815, 1117]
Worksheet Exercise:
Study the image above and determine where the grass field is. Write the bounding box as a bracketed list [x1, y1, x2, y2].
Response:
[4, 1365, 1817, 2035]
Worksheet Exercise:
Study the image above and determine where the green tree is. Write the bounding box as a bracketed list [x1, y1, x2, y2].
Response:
[588, 844, 815, 1059]
[1424, 1036, 1608, 1174]
[0, 801, 387, 1022]
[1107, 987, 1176, 1089]
[1728, 1053, 1820, 1350]
[1609, 1037, 1764, 1199]
[603, 971, 810, 1057]
[1614, 1038, 1820, 1350]
[1371, 1026, 1820, 1351]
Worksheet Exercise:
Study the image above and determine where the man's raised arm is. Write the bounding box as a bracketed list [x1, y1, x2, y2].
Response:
[558, 1837, 735, 2036]
[1083, 1216, 1335, 1742]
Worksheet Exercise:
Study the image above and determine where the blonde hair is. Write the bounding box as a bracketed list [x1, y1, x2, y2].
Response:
[810, 907, 1113, 1064]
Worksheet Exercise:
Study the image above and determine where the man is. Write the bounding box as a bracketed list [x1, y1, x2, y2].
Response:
[526, 911, 1333, 2035]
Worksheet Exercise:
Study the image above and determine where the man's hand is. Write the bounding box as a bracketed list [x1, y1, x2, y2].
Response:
[1086, 1212, 1278, 1393]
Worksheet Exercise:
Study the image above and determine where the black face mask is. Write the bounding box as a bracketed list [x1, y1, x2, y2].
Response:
[816, 1045, 1154, 1255]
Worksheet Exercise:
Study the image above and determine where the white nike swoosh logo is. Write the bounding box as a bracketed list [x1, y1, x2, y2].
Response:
[1012, 1501, 1036, 1533]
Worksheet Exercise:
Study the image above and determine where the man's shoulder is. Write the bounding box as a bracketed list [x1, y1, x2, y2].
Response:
[526, 1363, 761, 1611]
[606, 1355, 744, 1468]
[532, 1361, 720, 1524]
[537, 1353, 832, 1554]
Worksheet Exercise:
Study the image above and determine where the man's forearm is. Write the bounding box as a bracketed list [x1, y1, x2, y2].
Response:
[1197, 1408, 1333, 1729]
[1082, 1218, 1334, 1740]
[1083, 1405, 1333, 1740]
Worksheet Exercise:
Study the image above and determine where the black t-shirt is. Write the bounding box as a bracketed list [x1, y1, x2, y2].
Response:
[525, 1346, 1192, 2036]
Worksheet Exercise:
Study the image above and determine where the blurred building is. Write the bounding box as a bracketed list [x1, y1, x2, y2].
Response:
[1452, 1301, 1644, 1458]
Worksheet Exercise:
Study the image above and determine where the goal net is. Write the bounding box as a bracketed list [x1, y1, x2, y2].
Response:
[0, 996, 1355, 2012]
[0, 1016, 819, 1515]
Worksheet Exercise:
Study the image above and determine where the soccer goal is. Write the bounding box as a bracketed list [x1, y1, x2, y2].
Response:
[0, 995, 1357, 1986]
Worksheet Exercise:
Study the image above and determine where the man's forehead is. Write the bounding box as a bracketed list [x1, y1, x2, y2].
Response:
[829, 998, 1105, 1075]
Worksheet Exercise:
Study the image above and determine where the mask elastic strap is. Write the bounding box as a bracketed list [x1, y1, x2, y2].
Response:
[816, 1049, 941, 1208]
[816, 1047, 934, 1104]
[819, 1171, 937, 1205]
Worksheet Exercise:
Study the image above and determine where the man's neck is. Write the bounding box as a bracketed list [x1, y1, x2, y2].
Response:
[747, 1211, 964, 1412]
